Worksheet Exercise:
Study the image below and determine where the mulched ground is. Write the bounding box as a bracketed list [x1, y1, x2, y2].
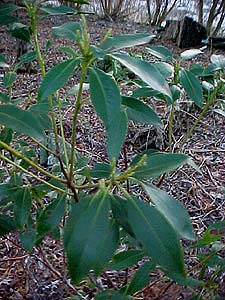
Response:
[0, 14, 225, 300]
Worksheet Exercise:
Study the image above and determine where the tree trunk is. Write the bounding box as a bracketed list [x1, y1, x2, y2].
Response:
[146, 0, 152, 24]
[212, 1, 225, 36]
[206, 0, 220, 34]
[198, 0, 203, 24]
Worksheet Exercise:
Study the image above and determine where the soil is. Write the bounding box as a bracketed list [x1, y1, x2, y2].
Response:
[0, 14, 225, 300]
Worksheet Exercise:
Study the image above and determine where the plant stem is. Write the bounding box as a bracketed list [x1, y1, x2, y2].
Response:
[180, 80, 223, 147]
[0, 141, 66, 184]
[69, 61, 89, 180]
[0, 154, 71, 195]
[168, 102, 175, 152]
[29, 5, 46, 77]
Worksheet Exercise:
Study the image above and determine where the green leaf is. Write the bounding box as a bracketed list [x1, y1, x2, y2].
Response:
[40, 5, 78, 15]
[180, 49, 203, 61]
[0, 54, 9, 68]
[0, 3, 19, 15]
[179, 69, 203, 107]
[0, 104, 45, 140]
[0, 15, 17, 26]
[15, 50, 36, 71]
[37, 194, 66, 240]
[122, 96, 162, 125]
[89, 67, 121, 125]
[132, 87, 171, 104]
[64, 192, 118, 283]
[146, 45, 173, 62]
[29, 103, 52, 130]
[143, 184, 195, 240]
[0, 127, 13, 146]
[170, 85, 181, 103]
[112, 54, 172, 99]
[154, 62, 174, 79]
[0, 215, 17, 236]
[9, 23, 30, 43]
[95, 290, 132, 300]
[127, 197, 186, 279]
[101, 33, 155, 52]
[109, 249, 145, 270]
[194, 221, 225, 248]
[89, 67, 127, 160]
[38, 58, 79, 100]
[3, 72, 17, 88]
[126, 261, 155, 295]
[59, 46, 78, 58]
[110, 195, 134, 237]
[210, 54, 225, 69]
[107, 110, 127, 160]
[20, 216, 36, 251]
[132, 152, 190, 179]
[88, 163, 112, 178]
[13, 188, 32, 228]
[0, 4, 18, 25]
[90, 45, 106, 59]
[0, 93, 10, 103]
[52, 22, 81, 41]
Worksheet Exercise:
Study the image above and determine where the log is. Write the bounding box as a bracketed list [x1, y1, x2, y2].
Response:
[177, 16, 207, 48]
[161, 17, 207, 48]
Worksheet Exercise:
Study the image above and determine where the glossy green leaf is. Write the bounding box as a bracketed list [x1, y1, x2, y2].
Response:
[13, 188, 32, 228]
[29, 103, 52, 130]
[122, 96, 162, 125]
[59, 46, 78, 58]
[0, 15, 17, 26]
[0, 127, 13, 146]
[89, 67, 121, 125]
[110, 195, 134, 237]
[112, 53, 172, 99]
[194, 221, 225, 248]
[179, 69, 203, 107]
[0, 215, 17, 236]
[154, 62, 174, 78]
[52, 22, 81, 41]
[89, 67, 127, 160]
[127, 197, 186, 279]
[107, 110, 127, 160]
[9, 23, 30, 42]
[3, 72, 17, 88]
[0, 54, 7, 63]
[20, 216, 36, 252]
[109, 249, 145, 270]
[210, 54, 225, 69]
[88, 163, 112, 178]
[101, 33, 155, 52]
[38, 58, 79, 100]
[0, 3, 18, 16]
[0, 105, 45, 140]
[15, 50, 36, 71]
[90, 45, 106, 59]
[0, 4, 18, 25]
[170, 85, 181, 102]
[132, 87, 160, 98]
[143, 184, 195, 240]
[146, 45, 173, 62]
[126, 261, 155, 295]
[180, 49, 203, 61]
[64, 192, 118, 283]
[37, 194, 66, 239]
[40, 5, 78, 15]
[132, 151, 189, 179]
